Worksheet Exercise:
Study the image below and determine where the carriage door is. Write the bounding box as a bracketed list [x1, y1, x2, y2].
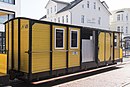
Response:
[82, 30, 95, 63]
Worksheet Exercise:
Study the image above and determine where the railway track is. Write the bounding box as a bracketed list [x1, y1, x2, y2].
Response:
[9, 61, 129, 87]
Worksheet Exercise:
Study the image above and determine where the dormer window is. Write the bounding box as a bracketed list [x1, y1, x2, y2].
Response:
[117, 14, 120, 21]
[47, 9, 49, 14]
[87, 1, 89, 8]
[54, 6, 56, 12]
[51, 7, 52, 13]
[98, 7, 100, 11]
[82, 4, 85, 8]
[94, 2, 96, 9]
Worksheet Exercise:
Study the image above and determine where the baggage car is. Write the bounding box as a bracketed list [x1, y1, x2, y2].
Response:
[0, 17, 123, 84]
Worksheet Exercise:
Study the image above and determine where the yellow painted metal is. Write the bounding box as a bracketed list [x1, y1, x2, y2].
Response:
[98, 32, 105, 62]
[9, 21, 12, 70]
[114, 33, 120, 60]
[32, 23, 50, 73]
[68, 28, 80, 68]
[105, 33, 111, 61]
[20, 19, 29, 73]
[13, 19, 18, 70]
[0, 54, 7, 74]
[120, 48, 123, 58]
[52, 25, 66, 70]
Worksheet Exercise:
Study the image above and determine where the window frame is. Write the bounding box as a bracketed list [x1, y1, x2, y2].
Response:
[62, 16, 64, 23]
[66, 15, 68, 23]
[87, 1, 89, 8]
[70, 29, 79, 49]
[117, 14, 120, 21]
[55, 28, 65, 49]
[54, 6, 56, 12]
[94, 2, 96, 9]
[58, 17, 60, 22]
[81, 15, 85, 23]
[0, 0, 15, 4]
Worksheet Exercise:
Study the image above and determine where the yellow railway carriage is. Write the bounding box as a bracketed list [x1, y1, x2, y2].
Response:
[0, 17, 122, 83]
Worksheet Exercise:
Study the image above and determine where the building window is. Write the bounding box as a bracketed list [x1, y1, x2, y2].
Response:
[55, 28, 64, 49]
[66, 15, 68, 23]
[51, 7, 52, 13]
[121, 26, 123, 32]
[81, 15, 85, 23]
[98, 7, 100, 11]
[87, 1, 89, 8]
[94, 2, 96, 9]
[98, 17, 101, 25]
[62, 16, 64, 23]
[54, 6, 56, 12]
[126, 14, 128, 21]
[114, 34, 117, 47]
[0, 0, 15, 4]
[117, 14, 120, 21]
[117, 26, 120, 32]
[70, 30, 78, 48]
[54, 18, 56, 22]
[82, 4, 85, 8]
[122, 14, 123, 21]
[126, 27, 128, 33]
[58, 17, 60, 23]
[47, 9, 49, 14]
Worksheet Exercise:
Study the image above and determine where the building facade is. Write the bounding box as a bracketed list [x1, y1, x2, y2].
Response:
[110, 8, 130, 49]
[41, 0, 111, 30]
[110, 8, 130, 38]
[0, 0, 21, 53]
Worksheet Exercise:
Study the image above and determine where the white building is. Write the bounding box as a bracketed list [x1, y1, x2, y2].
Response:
[41, 0, 111, 30]
[0, 0, 21, 32]
[110, 8, 130, 38]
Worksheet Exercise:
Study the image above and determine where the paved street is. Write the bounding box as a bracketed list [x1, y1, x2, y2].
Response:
[53, 58, 130, 87]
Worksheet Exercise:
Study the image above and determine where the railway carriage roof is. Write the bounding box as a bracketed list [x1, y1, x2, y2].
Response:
[5, 17, 121, 33]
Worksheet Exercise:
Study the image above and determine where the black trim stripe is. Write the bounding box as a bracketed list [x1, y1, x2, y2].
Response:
[95, 31, 99, 64]
[1, 32, 3, 53]
[66, 27, 69, 73]
[28, 20, 33, 81]
[18, 19, 21, 71]
[11, 20, 14, 69]
[80, 28, 82, 69]
[50, 24, 53, 75]
[113, 33, 115, 62]
[110, 33, 112, 61]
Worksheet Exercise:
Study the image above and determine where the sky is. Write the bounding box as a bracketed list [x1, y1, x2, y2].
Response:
[21, 0, 130, 19]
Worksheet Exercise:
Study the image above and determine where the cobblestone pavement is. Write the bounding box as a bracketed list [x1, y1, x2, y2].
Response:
[53, 58, 130, 87]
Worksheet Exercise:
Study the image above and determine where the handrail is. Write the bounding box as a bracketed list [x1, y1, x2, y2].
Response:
[25, 50, 80, 53]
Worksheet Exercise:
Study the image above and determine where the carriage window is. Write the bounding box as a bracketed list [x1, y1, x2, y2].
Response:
[114, 34, 117, 47]
[71, 30, 78, 48]
[55, 28, 64, 49]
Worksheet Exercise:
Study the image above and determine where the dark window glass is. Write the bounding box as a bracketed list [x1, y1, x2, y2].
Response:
[71, 31, 78, 47]
[56, 29, 64, 48]
[114, 35, 117, 47]
[0, 0, 15, 4]
[87, 1, 89, 8]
